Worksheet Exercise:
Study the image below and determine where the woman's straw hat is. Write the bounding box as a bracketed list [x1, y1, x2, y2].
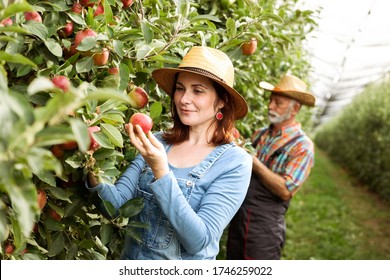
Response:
[152, 46, 248, 119]
[259, 74, 316, 107]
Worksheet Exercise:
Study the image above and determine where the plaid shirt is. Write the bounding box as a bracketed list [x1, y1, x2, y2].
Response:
[252, 122, 314, 192]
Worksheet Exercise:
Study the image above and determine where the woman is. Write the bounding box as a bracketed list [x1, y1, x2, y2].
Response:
[87, 46, 252, 260]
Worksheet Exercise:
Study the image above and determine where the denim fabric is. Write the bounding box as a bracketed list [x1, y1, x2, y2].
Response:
[86, 133, 252, 260]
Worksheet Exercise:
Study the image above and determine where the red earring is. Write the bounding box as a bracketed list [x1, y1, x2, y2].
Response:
[216, 111, 223, 120]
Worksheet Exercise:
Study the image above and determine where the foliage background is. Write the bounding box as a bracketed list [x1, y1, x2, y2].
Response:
[314, 76, 390, 204]
[0, 0, 317, 259]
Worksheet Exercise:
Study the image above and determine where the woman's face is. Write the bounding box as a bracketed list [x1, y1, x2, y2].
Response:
[173, 72, 224, 128]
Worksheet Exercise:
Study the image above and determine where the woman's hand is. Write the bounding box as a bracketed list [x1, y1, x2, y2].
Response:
[125, 123, 169, 179]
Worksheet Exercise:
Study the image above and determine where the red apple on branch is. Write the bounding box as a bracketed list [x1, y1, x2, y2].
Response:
[74, 28, 97, 48]
[51, 145, 64, 158]
[61, 141, 78, 150]
[93, 48, 109, 66]
[122, 0, 134, 8]
[5, 242, 14, 254]
[241, 38, 258, 55]
[58, 22, 73, 38]
[37, 189, 47, 210]
[128, 86, 149, 109]
[88, 126, 101, 151]
[49, 208, 61, 221]
[25, 11, 42, 23]
[0, 18, 13, 26]
[108, 67, 119, 75]
[52, 75, 71, 92]
[80, 0, 98, 7]
[94, 3, 104, 16]
[71, 2, 83, 13]
[129, 113, 153, 134]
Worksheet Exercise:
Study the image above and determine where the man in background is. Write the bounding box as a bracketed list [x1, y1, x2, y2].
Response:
[227, 74, 316, 260]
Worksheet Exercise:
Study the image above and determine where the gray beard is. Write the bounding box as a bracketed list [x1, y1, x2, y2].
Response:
[268, 107, 293, 124]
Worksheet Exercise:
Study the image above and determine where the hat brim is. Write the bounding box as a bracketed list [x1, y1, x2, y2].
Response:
[152, 68, 248, 119]
[259, 81, 315, 107]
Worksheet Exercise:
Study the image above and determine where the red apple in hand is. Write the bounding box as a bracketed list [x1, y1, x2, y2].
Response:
[88, 126, 101, 151]
[241, 38, 257, 55]
[129, 113, 153, 134]
[128, 86, 149, 109]
[93, 48, 109, 66]
[52, 75, 71, 92]
[25, 12, 42, 22]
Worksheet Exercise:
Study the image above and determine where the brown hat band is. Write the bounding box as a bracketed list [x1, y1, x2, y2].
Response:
[180, 67, 226, 84]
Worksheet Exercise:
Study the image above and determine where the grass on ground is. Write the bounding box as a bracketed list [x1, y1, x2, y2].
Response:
[218, 147, 390, 260]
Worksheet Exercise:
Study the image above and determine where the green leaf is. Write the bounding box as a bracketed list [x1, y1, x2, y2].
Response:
[260, 13, 284, 23]
[76, 36, 97, 51]
[190, 14, 221, 23]
[119, 197, 144, 218]
[90, 132, 114, 149]
[0, 202, 9, 242]
[103, 0, 114, 24]
[27, 76, 54, 95]
[102, 200, 117, 218]
[67, 13, 86, 26]
[101, 113, 125, 125]
[35, 170, 57, 187]
[4, 181, 36, 237]
[100, 223, 113, 245]
[70, 118, 90, 152]
[141, 21, 153, 44]
[119, 63, 130, 91]
[0, 26, 30, 34]
[135, 44, 154, 60]
[147, 54, 182, 64]
[83, 88, 131, 104]
[75, 56, 93, 73]
[47, 187, 72, 203]
[101, 123, 123, 148]
[1, 2, 33, 20]
[44, 38, 63, 57]
[226, 18, 236, 39]
[0, 51, 37, 68]
[150, 102, 163, 120]
[113, 40, 124, 59]
[35, 126, 75, 147]
[22, 21, 48, 41]
[47, 232, 65, 257]
[26, 147, 62, 177]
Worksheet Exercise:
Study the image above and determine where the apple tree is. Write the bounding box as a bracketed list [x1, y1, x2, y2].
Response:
[0, 0, 317, 259]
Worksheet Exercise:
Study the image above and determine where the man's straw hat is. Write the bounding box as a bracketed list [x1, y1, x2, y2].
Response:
[152, 46, 248, 119]
[259, 74, 316, 107]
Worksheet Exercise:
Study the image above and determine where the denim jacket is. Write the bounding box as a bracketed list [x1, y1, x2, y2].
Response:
[87, 133, 252, 260]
